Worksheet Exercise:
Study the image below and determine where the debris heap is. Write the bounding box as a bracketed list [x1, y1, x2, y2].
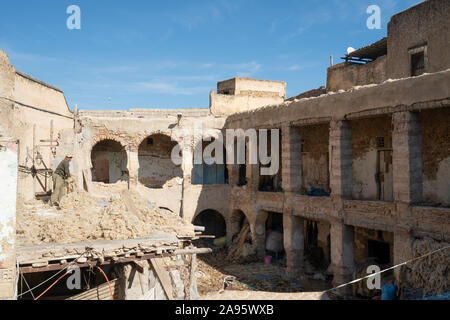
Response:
[16, 189, 195, 246]
[405, 237, 450, 296]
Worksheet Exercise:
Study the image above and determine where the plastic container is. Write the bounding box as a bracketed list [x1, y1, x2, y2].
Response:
[264, 255, 273, 264]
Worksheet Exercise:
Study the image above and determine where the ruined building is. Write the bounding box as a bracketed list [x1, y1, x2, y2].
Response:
[1, 0, 449, 299]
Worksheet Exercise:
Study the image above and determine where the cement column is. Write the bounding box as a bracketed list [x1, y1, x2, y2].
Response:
[127, 147, 139, 189]
[0, 141, 18, 299]
[283, 209, 304, 277]
[281, 125, 302, 193]
[392, 111, 423, 203]
[329, 120, 352, 199]
[393, 225, 414, 284]
[253, 210, 268, 259]
[330, 218, 355, 295]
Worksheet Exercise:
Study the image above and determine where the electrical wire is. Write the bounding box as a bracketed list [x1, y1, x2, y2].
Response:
[325, 244, 450, 293]
[34, 271, 71, 300]
[17, 250, 88, 298]
[21, 273, 36, 300]
[96, 266, 114, 300]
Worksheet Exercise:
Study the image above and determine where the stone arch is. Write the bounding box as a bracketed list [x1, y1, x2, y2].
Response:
[137, 133, 182, 188]
[193, 209, 227, 238]
[90, 139, 128, 184]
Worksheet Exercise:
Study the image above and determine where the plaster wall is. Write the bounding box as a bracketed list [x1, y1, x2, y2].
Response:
[387, 0, 450, 79]
[420, 108, 450, 206]
[327, 56, 387, 92]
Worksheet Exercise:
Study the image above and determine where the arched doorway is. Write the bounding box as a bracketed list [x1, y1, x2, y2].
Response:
[193, 209, 227, 238]
[138, 134, 182, 188]
[91, 139, 128, 184]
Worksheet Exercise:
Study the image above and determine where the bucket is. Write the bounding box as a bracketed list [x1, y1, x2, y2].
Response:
[264, 255, 272, 264]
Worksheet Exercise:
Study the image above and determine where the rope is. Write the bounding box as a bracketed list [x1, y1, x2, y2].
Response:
[325, 244, 450, 293]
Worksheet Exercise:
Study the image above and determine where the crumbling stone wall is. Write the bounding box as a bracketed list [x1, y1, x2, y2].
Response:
[352, 116, 392, 201]
[420, 108, 450, 206]
[91, 139, 128, 184]
[0, 49, 74, 201]
[326, 56, 387, 92]
[138, 134, 182, 188]
[387, 0, 450, 79]
[353, 227, 393, 264]
[298, 124, 330, 192]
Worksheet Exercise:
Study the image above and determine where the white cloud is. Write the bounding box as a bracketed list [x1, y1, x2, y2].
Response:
[232, 61, 262, 77]
[136, 80, 209, 96]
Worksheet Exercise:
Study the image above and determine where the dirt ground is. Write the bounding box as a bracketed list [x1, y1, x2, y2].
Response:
[195, 247, 333, 298]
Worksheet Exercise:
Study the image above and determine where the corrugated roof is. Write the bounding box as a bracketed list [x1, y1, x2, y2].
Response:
[346, 37, 387, 61]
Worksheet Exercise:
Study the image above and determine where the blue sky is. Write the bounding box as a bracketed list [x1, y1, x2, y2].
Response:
[0, 0, 423, 110]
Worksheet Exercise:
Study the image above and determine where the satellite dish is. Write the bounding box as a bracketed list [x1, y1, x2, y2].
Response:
[347, 47, 356, 55]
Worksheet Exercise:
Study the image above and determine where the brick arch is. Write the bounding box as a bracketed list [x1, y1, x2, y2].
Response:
[137, 132, 183, 189]
[137, 130, 184, 149]
[89, 135, 128, 169]
[192, 208, 227, 238]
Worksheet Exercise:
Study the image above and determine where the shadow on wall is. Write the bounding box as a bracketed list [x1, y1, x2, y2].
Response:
[138, 134, 182, 189]
[193, 209, 227, 238]
[91, 139, 129, 184]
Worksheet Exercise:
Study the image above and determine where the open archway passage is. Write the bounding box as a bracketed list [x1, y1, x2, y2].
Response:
[138, 134, 182, 188]
[91, 139, 128, 184]
[193, 210, 227, 238]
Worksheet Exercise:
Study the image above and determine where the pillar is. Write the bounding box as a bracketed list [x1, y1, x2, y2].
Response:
[392, 111, 422, 203]
[127, 147, 139, 188]
[392, 112, 422, 285]
[393, 225, 414, 284]
[253, 210, 268, 259]
[281, 125, 302, 193]
[329, 120, 352, 199]
[330, 218, 355, 295]
[283, 209, 305, 277]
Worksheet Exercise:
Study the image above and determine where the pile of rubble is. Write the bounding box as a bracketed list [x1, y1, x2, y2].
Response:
[196, 249, 331, 296]
[16, 188, 195, 246]
[405, 237, 450, 296]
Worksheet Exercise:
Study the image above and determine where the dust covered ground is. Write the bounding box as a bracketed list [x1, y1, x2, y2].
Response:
[16, 187, 194, 246]
[195, 247, 333, 298]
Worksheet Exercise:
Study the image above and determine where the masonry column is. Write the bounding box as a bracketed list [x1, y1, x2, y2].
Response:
[253, 209, 268, 259]
[330, 218, 355, 294]
[329, 120, 354, 295]
[329, 120, 352, 199]
[283, 208, 304, 277]
[281, 125, 302, 193]
[0, 140, 18, 299]
[392, 111, 422, 203]
[392, 111, 422, 281]
[393, 225, 414, 284]
[127, 144, 139, 189]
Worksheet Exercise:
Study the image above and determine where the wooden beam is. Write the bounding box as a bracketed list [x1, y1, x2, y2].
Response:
[188, 254, 197, 300]
[20, 252, 172, 274]
[150, 258, 174, 300]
